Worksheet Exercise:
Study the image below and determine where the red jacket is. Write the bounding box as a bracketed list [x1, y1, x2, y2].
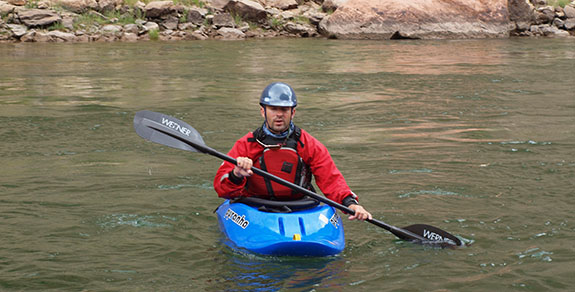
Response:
[213, 128, 357, 204]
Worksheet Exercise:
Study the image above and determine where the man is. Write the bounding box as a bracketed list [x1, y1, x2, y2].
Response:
[213, 82, 372, 221]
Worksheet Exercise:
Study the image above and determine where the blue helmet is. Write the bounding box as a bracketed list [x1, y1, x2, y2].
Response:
[259, 82, 297, 108]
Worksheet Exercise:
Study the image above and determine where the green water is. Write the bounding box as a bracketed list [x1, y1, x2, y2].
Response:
[1, 38, 574, 291]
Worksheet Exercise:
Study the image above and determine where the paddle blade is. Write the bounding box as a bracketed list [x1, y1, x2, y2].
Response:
[134, 110, 206, 153]
[402, 224, 463, 247]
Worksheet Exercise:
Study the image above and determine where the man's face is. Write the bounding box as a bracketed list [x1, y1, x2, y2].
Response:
[261, 106, 296, 134]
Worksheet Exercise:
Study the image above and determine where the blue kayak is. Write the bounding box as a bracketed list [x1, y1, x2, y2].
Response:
[215, 197, 345, 257]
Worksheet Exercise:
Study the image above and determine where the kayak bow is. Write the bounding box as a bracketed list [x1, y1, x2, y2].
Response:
[215, 198, 345, 257]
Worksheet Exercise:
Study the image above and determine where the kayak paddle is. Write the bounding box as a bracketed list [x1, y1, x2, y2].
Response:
[133, 110, 463, 248]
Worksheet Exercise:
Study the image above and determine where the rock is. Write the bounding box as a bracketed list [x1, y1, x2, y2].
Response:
[0, 1, 17, 15]
[123, 23, 139, 34]
[509, 0, 535, 31]
[97, 0, 118, 12]
[55, 0, 98, 13]
[6, 23, 26, 37]
[319, 0, 510, 40]
[217, 27, 245, 38]
[267, 0, 298, 10]
[535, 6, 555, 24]
[18, 9, 61, 27]
[284, 21, 316, 36]
[61, 16, 75, 30]
[224, 0, 267, 23]
[211, 0, 231, 10]
[102, 24, 123, 34]
[21, 30, 52, 42]
[145, 1, 177, 19]
[322, 0, 347, 12]
[213, 13, 235, 28]
[178, 22, 195, 30]
[187, 8, 207, 25]
[565, 18, 575, 30]
[143, 21, 159, 32]
[121, 32, 138, 41]
[48, 30, 78, 41]
[303, 9, 326, 25]
[37, 1, 50, 9]
[162, 16, 179, 30]
[564, 5, 575, 19]
[6, 0, 25, 5]
[280, 10, 295, 20]
[552, 18, 565, 28]
[184, 30, 208, 40]
[541, 25, 570, 37]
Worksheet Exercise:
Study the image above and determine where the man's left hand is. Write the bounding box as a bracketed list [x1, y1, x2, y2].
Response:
[348, 204, 373, 221]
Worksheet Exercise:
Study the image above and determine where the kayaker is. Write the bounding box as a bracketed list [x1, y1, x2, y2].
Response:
[214, 82, 373, 221]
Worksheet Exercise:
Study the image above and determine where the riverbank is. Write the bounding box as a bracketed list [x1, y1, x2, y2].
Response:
[1, 0, 574, 42]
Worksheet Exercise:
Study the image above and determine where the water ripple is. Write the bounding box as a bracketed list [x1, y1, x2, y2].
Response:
[398, 188, 467, 198]
[97, 214, 178, 229]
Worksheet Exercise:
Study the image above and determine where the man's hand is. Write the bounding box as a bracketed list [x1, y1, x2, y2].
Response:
[348, 204, 373, 221]
[233, 157, 253, 178]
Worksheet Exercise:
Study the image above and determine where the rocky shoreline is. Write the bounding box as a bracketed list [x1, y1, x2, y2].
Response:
[0, 0, 573, 43]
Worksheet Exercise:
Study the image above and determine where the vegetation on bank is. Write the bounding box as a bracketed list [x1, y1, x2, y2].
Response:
[1, 0, 574, 42]
[547, 0, 571, 8]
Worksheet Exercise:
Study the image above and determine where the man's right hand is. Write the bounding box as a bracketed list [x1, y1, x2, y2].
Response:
[233, 157, 253, 178]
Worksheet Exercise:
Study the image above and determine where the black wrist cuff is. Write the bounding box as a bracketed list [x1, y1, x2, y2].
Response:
[342, 196, 359, 207]
[228, 170, 244, 185]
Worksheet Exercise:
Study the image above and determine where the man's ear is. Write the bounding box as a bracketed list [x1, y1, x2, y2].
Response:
[260, 106, 265, 118]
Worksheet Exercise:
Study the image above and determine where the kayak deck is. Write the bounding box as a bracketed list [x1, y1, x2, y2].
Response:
[215, 199, 345, 257]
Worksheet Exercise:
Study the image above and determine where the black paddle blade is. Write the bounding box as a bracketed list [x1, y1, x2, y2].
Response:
[134, 110, 206, 153]
[402, 224, 463, 247]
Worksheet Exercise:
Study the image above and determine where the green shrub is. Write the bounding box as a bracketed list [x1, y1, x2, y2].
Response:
[148, 29, 159, 40]
[546, 0, 571, 8]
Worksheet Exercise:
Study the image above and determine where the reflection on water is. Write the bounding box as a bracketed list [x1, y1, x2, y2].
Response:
[214, 252, 347, 291]
[0, 38, 574, 291]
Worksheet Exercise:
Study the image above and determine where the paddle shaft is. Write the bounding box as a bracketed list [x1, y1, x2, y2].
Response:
[165, 128, 427, 242]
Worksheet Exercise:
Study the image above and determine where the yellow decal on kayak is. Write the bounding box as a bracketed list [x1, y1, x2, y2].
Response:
[293, 234, 301, 241]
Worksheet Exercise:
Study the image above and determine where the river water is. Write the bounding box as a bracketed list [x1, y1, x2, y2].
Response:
[1, 38, 574, 291]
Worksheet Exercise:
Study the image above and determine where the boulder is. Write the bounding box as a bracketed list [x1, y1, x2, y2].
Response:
[217, 26, 245, 38]
[102, 24, 123, 34]
[6, 0, 25, 5]
[55, 0, 98, 13]
[187, 8, 207, 25]
[535, 6, 555, 24]
[322, 0, 347, 12]
[123, 23, 139, 34]
[213, 13, 235, 27]
[303, 9, 326, 25]
[224, 0, 267, 23]
[267, 0, 298, 10]
[6, 23, 27, 37]
[18, 8, 61, 27]
[211, 0, 231, 10]
[121, 32, 138, 41]
[564, 5, 575, 19]
[48, 30, 78, 41]
[319, 0, 510, 39]
[143, 21, 159, 32]
[284, 21, 316, 36]
[162, 16, 179, 30]
[0, 1, 18, 14]
[21, 30, 52, 42]
[97, 0, 119, 12]
[564, 18, 575, 30]
[145, 1, 177, 19]
[509, 0, 535, 30]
